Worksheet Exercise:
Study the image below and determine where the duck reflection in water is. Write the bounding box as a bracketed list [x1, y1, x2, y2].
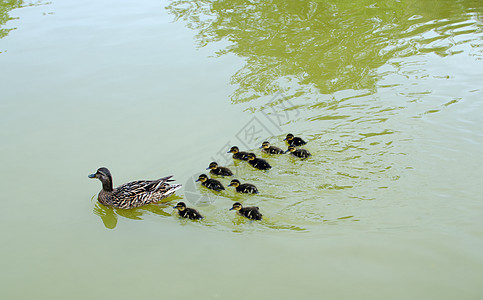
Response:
[92, 195, 183, 229]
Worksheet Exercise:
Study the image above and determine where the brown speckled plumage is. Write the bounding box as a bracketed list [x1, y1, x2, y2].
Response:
[89, 167, 181, 209]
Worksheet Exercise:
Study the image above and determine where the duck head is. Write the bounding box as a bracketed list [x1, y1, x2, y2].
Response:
[228, 179, 240, 187]
[196, 174, 209, 183]
[284, 133, 294, 141]
[88, 167, 113, 191]
[260, 141, 270, 149]
[285, 145, 297, 153]
[230, 202, 242, 211]
[247, 153, 256, 161]
[227, 146, 239, 154]
[173, 202, 186, 211]
[207, 162, 218, 170]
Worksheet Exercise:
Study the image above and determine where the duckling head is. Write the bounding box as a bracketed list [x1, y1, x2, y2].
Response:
[196, 174, 209, 183]
[228, 179, 241, 187]
[229, 202, 242, 211]
[227, 146, 239, 154]
[247, 153, 256, 160]
[207, 162, 218, 170]
[260, 141, 270, 149]
[88, 167, 113, 191]
[173, 202, 186, 211]
[285, 145, 297, 153]
[284, 133, 294, 141]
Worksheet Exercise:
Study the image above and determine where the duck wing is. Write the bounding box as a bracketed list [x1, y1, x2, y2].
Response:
[112, 176, 181, 208]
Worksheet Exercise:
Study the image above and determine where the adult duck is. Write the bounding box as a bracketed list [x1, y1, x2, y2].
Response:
[88, 167, 181, 209]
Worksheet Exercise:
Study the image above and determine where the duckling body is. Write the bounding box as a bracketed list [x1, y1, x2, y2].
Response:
[88, 167, 181, 209]
[236, 183, 259, 194]
[228, 179, 259, 194]
[260, 141, 284, 154]
[230, 202, 262, 220]
[207, 162, 233, 176]
[286, 146, 312, 159]
[174, 202, 203, 220]
[284, 133, 307, 146]
[247, 153, 272, 170]
[228, 146, 250, 161]
[196, 174, 225, 192]
[263, 146, 284, 154]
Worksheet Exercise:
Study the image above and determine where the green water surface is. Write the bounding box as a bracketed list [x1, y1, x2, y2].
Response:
[1, 0, 482, 299]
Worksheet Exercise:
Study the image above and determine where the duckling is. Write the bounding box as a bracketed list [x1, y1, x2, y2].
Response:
[247, 153, 272, 170]
[173, 202, 203, 220]
[228, 179, 259, 194]
[284, 133, 307, 146]
[260, 141, 284, 154]
[196, 174, 225, 192]
[229, 202, 262, 220]
[88, 167, 181, 209]
[206, 161, 233, 177]
[285, 145, 312, 159]
[227, 146, 250, 161]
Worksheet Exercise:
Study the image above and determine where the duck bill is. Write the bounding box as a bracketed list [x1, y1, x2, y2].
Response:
[206, 167, 210, 170]
[229, 208, 234, 211]
[284, 150, 289, 153]
[228, 183, 233, 187]
[88, 173, 96, 178]
[226, 151, 232, 153]
[195, 179, 200, 182]
[259, 146, 263, 148]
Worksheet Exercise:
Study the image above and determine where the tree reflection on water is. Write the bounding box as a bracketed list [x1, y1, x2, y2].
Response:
[92, 195, 183, 229]
[0, 0, 51, 47]
[166, 0, 482, 103]
[0, 0, 24, 40]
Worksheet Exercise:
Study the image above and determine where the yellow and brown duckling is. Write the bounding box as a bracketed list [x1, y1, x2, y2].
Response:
[284, 133, 307, 146]
[206, 161, 233, 177]
[88, 167, 181, 209]
[227, 146, 250, 161]
[285, 145, 312, 159]
[260, 141, 284, 154]
[173, 202, 203, 220]
[196, 174, 225, 192]
[228, 179, 259, 194]
[247, 153, 272, 170]
[229, 202, 263, 220]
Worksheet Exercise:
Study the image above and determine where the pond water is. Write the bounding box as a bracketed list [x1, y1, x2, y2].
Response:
[1, 0, 482, 299]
